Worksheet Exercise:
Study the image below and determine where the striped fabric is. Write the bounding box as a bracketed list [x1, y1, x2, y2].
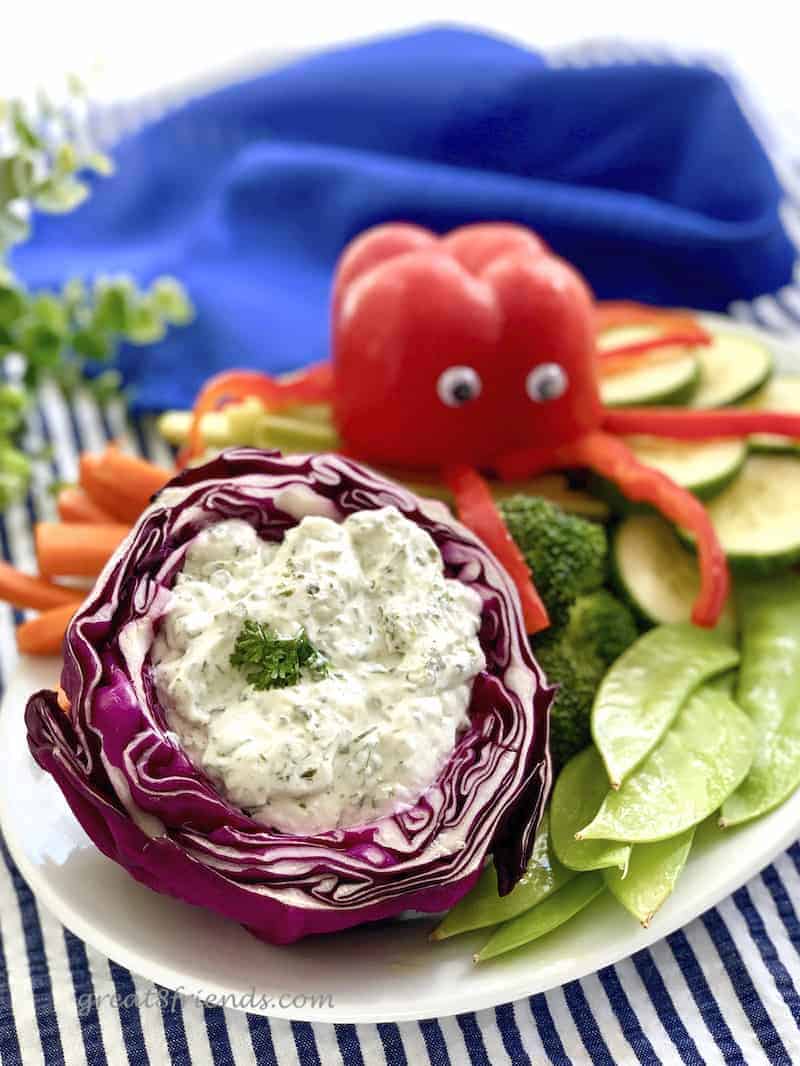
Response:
[3, 40, 800, 1066]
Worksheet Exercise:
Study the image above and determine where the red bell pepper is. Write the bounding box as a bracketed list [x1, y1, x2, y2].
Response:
[444, 464, 550, 635]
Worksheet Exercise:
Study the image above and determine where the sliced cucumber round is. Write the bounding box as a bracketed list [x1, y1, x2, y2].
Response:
[600, 353, 700, 408]
[679, 455, 800, 575]
[690, 332, 773, 408]
[612, 513, 706, 624]
[745, 375, 800, 454]
[612, 513, 737, 636]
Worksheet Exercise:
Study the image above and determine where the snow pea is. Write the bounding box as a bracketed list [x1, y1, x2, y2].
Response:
[592, 623, 739, 786]
[550, 746, 631, 873]
[721, 575, 800, 827]
[431, 812, 574, 940]
[604, 827, 695, 926]
[475, 872, 606, 962]
[580, 686, 753, 843]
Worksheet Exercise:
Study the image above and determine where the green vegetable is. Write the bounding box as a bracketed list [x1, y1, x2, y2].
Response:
[600, 349, 700, 408]
[430, 812, 574, 939]
[550, 746, 631, 873]
[721, 576, 800, 827]
[604, 828, 695, 926]
[678, 455, 800, 576]
[498, 495, 607, 627]
[579, 686, 753, 843]
[562, 589, 639, 668]
[690, 331, 773, 408]
[230, 620, 328, 690]
[535, 590, 638, 768]
[535, 640, 602, 769]
[592, 623, 739, 787]
[475, 871, 605, 962]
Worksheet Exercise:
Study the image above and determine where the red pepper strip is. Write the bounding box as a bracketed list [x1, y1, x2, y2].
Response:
[496, 432, 729, 628]
[595, 300, 703, 335]
[602, 408, 800, 441]
[444, 464, 550, 635]
[599, 329, 711, 376]
[182, 363, 334, 465]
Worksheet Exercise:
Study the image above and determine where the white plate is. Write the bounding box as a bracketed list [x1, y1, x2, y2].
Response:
[5, 658, 800, 1025]
[4, 316, 800, 1024]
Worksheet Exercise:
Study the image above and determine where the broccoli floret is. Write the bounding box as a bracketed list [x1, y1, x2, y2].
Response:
[536, 639, 602, 771]
[563, 589, 638, 667]
[535, 589, 639, 769]
[499, 495, 607, 628]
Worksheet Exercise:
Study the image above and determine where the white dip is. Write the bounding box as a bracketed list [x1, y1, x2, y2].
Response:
[152, 506, 485, 834]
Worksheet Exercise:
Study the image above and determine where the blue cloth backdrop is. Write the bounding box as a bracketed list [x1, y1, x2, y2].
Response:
[13, 26, 795, 412]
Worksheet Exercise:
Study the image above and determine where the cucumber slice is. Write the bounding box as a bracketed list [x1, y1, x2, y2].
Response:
[745, 375, 800, 454]
[690, 332, 773, 408]
[679, 455, 800, 575]
[612, 514, 708, 625]
[600, 353, 700, 408]
[612, 513, 737, 636]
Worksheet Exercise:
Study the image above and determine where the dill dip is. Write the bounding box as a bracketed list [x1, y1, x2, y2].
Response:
[152, 506, 485, 834]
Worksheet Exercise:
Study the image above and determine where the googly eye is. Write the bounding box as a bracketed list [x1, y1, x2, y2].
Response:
[526, 363, 568, 403]
[436, 366, 482, 407]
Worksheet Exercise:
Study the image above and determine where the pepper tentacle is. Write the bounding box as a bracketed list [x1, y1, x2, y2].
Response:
[444, 464, 550, 635]
[602, 408, 800, 440]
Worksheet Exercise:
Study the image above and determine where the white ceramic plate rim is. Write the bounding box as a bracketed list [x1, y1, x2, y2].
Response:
[3, 315, 800, 1024]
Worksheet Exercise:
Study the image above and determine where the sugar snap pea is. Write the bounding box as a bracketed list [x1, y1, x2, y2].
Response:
[550, 746, 631, 872]
[475, 872, 605, 962]
[721, 576, 800, 827]
[430, 812, 574, 940]
[580, 686, 753, 843]
[604, 827, 695, 926]
[592, 623, 739, 787]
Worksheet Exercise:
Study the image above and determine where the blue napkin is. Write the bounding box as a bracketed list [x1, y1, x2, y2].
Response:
[13, 27, 795, 412]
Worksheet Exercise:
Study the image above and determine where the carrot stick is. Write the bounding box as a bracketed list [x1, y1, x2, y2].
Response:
[0, 560, 84, 611]
[79, 449, 170, 524]
[56, 686, 71, 714]
[16, 603, 78, 655]
[35, 522, 129, 578]
[57, 486, 115, 524]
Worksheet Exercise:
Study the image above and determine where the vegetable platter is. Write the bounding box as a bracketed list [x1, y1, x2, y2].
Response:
[4, 221, 800, 1021]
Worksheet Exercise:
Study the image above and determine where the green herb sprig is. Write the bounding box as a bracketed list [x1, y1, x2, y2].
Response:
[230, 620, 329, 691]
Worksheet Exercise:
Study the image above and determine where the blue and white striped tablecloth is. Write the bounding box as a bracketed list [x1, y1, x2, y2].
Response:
[4, 42, 800, 1066]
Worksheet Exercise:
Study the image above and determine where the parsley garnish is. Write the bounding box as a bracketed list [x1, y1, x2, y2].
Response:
[230, 620, 328, 690]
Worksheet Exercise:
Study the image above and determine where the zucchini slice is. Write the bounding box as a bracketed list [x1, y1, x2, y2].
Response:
[690, 332, 773, 408]
[600, 353, 700, 408]
[612, 513, 737, 634]
[679, 455, 800, 575]
[745, 375, 800, 454]
[612, 513, 707, 625]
